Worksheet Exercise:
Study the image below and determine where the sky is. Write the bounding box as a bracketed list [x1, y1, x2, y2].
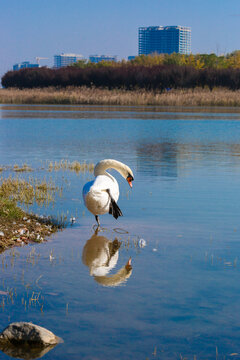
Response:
[1, 0, 240, 78]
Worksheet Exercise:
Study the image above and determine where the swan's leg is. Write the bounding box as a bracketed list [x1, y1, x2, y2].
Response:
[106, 189, 123, 219]
[95, 215, 100, 226]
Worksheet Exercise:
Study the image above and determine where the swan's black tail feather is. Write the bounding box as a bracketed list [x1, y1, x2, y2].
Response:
[109, 199, 123, 219]
[107, 189, 123, 220]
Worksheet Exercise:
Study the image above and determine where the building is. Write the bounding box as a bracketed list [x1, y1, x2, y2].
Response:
[138, 26, 191, 55]
[13, 61, 39, 71]
[54, 53, 84, 68]
[89, 55, 117, 63]
[128, 56, 136, 61]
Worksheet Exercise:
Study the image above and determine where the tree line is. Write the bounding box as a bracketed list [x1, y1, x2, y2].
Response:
[128, 51, 240, 69]
[2, 64, 240, 91]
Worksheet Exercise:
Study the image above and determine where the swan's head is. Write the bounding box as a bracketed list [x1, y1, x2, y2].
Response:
[121, 162, 134, 188]
[118, 162, 134, 188]
[94, 159, 134, 187]
[126, 173, 134, 188]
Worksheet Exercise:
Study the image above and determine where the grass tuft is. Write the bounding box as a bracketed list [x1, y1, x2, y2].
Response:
[48, 160, 94, 174]
[0, 176, 61, 207]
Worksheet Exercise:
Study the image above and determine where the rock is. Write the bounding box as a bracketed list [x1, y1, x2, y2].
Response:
[0, 322, 61, 346]
[0, 341, 57, 360]
[18, 229, 26, 235]
[138, 238, 146, 248]
[0, 232, 4, 237]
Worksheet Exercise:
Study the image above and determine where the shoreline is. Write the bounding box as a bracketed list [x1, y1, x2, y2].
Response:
[1, 87, 240, 107]
[0, 207, 60, 252]
[0, 161, 94, 252]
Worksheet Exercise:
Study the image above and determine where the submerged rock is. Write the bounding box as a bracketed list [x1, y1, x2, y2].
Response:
[0, 322, 62, 346]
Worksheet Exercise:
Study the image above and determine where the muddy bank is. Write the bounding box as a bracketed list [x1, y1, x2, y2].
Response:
[0, 209, 60, 252]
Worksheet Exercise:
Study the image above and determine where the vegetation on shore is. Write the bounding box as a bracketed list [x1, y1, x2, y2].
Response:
[0, 172, 65, 251]
[0, 196, 59, 252]
[1, 87, 240, 107]
[2, 64, 240, 91]
[2, 52, 240, 105]
[0, 160, 95, 252]
[73, 51, 240, 70]
[2, 52, 240, 91]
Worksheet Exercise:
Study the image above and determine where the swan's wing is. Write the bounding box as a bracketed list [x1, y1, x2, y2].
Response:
[82, 180, 94, 202]
[82, 175, 120, 216]
[92, 175, 119, 201]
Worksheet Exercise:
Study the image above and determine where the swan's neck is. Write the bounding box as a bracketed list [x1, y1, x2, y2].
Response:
[94, 159, 128, 179]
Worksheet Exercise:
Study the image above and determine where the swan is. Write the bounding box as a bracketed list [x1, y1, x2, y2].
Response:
[82, 159, 134, 226]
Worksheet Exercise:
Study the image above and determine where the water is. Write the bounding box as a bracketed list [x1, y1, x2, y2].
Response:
[1, 105, 240, 359]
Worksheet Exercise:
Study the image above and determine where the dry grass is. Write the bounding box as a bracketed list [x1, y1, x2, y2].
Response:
[48, 160, 94, 174]
[1, 87, 240, 107]
[0, 175, 65, 251]
[13, 164, 33, 172]
[0, 176, 61, 207]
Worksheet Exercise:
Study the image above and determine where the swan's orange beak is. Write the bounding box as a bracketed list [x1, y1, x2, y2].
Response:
[127, 175, 133, 188]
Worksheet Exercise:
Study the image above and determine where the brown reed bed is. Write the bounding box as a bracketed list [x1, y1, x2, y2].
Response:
[1, 87, 240, 107]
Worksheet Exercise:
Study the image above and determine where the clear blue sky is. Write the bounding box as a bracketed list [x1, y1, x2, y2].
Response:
[1, 0, 240, 77]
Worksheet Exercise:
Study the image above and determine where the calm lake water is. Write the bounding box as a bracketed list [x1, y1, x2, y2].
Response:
[1, 104, 240, 359]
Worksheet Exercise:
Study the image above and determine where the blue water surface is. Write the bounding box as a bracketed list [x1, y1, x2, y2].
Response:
[0, 105, 240, 359]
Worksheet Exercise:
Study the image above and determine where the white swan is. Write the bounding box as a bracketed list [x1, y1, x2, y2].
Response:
[82, 159, 134, 226]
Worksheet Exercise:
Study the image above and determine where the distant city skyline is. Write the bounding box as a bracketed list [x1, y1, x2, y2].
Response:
[1, 0, 240, 78]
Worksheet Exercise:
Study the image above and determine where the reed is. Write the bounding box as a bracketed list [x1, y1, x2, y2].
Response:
[0, 176, 64, 251]
[1, 87, 240, 107]
[0, 176, 61, 207]
[13, 164, 33, 172]
[48, 160, 94, 174]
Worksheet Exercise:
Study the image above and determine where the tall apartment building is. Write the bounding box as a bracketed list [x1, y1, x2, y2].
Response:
[89, 55, 117, 63]
[138, 26, 191, 55]
[54, 53, 84, 68]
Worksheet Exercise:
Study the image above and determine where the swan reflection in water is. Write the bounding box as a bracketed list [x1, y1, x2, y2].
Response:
[82, 230, 132, 287]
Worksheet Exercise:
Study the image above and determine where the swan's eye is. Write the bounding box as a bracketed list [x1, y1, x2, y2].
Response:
[126, 175, 134, 188]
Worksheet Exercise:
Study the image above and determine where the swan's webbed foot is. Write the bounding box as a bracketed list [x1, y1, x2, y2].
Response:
[95, 215, 100, 226]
